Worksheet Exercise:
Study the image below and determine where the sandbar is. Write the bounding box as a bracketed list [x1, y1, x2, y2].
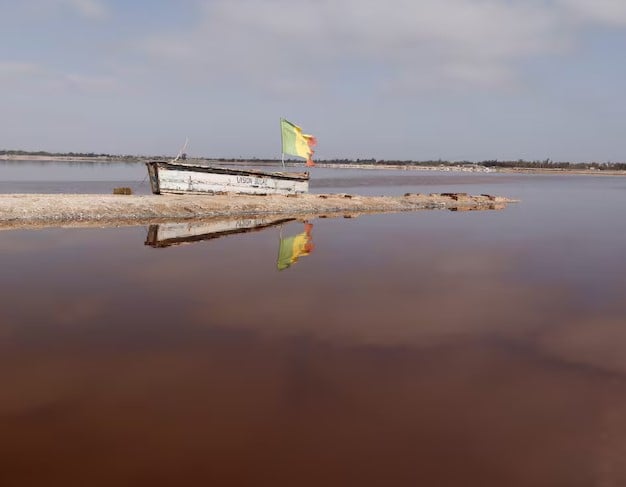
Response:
[0, 192, 515, 230]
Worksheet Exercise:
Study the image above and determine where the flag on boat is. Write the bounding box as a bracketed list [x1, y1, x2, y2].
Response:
[277, 223, 315, 270]
[280, 118, 317, 167]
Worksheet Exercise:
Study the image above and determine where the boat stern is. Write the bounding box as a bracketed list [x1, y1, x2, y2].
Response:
[145, 161, 161, 194]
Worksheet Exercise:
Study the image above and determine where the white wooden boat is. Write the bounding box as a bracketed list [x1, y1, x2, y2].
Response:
[145, 161, 309, 196]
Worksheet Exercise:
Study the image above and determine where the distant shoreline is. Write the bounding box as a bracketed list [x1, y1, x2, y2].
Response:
[312, 163, 626, 176]
[1, 154, 626, 176]
[0, 154, 146, 163]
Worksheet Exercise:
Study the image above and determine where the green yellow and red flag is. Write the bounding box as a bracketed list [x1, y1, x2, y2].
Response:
[280, 118, 317, 167]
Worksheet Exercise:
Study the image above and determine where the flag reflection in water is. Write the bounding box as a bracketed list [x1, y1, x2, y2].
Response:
[276, 222, 315, 271]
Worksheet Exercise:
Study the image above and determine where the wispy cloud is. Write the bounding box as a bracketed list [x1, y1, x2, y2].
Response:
[2, 1, 626, 157]
[14, 0, 110, 20]
[134, 0, 566, 92]
[557, 0, 626, 26]
[0, 61, 119, 94]
[0, 61, 49, 91]
[0, 61, 43, 78]
[63, 73, 119, 93]
[64, 0, 108, 19]
[134, 0, 626, 94]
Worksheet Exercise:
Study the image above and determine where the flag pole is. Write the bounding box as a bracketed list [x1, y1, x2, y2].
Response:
[279, 118, 285, 169]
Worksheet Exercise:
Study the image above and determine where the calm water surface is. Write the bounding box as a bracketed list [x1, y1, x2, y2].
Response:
[1, 161, 626, 486]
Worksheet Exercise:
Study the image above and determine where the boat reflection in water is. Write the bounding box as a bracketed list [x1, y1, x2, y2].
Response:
[145, 217, 315, 270]
[145, 217, 295, 248]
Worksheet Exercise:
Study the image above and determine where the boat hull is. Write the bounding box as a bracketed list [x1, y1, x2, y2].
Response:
[146, 161, 309, 195]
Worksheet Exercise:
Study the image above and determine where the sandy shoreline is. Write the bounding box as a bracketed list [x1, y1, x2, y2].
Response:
[0, 192, 514, 230]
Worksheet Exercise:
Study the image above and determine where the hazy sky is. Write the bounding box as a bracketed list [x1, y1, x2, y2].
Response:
[2, 0, 626, 161]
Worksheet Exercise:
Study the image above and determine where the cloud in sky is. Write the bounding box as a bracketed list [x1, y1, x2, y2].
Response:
[136, 0, 626, 92]
[557, 0, 626, 26]
[51, 0, 109, 19]
[66, 0, 108, 19]
[8, 0, 109, 20]
[0, 61, 119, 95]
[139, 0, 566, 91]
[0, 61, 43, 79]
[2, 0, 626, 159]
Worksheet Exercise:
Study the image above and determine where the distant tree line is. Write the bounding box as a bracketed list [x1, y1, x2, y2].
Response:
[316, 158, 626, 171]
[1, 149, 112, 157]
[0, 149, 144, 161]
[235, 157, 626, 170]
[2, 150, 626, 170]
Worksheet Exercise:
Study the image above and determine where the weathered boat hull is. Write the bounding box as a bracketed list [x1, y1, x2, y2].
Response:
[146, 161, 309, 195]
